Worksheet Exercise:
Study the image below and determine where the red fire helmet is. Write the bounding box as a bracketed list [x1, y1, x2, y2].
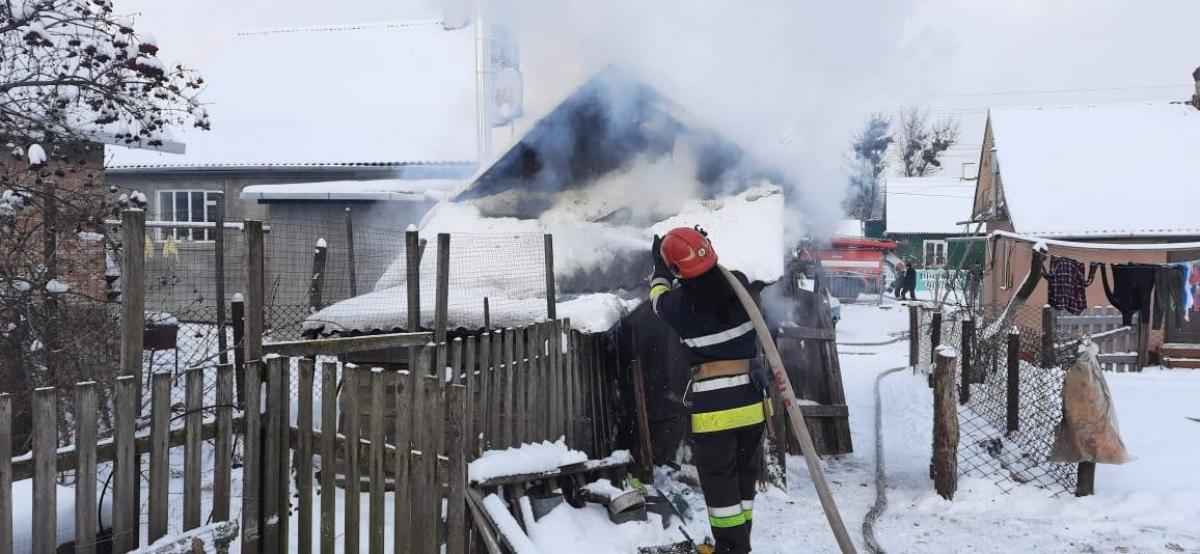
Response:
[660, 226, 718, 279]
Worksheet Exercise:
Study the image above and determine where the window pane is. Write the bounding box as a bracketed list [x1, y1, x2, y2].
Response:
[174, 192, 190, 240]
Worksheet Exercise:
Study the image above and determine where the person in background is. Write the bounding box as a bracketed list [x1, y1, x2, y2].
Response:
[902, 258, 918, 300]
[892, 260, 907, 297]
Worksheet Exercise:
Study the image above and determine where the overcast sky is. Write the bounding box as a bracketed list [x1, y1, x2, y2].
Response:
[116, 0, 1199, 190]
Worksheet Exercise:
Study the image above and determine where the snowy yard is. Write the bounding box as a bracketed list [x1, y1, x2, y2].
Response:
[740, 303, 1200, 553]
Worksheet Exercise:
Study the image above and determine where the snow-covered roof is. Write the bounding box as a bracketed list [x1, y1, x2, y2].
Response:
[240, 179, 462, 202]
[835, 219, 864, 238]
[885, 176, 976, 235]
[989, 103, 1200, 238]
[304, 185, 785, 336]
[106, 20, 478, 170]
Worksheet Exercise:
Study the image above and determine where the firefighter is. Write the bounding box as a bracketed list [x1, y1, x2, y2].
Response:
[650, 226, 765, 554]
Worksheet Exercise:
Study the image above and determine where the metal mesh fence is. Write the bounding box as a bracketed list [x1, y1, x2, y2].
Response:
[916, 305, 1086, 495]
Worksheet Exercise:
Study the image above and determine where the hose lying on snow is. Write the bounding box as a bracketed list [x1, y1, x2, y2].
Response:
[863, 366, 908, 554]
[718, 265, 857, 554]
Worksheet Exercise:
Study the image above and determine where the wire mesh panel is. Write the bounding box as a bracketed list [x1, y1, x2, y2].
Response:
[916, 307, 1085, 495]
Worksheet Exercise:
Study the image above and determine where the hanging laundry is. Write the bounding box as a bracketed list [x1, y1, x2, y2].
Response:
[1152, 265, 1185, 330]
[1100, 263, 1158, 327]
[1042, 256, 1099, 315]
[1186, 261, 1200, 319]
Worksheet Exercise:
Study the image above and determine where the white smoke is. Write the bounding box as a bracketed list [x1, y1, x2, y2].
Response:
[477, 0, 942, 242]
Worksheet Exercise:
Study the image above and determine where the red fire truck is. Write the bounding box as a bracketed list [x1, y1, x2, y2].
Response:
[817, 237, 898, 302]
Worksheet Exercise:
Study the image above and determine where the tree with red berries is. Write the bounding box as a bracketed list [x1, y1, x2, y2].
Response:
[0, 0, 208, 448]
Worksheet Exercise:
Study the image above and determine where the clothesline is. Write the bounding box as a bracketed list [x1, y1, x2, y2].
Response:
[989, 230, 1200, 252]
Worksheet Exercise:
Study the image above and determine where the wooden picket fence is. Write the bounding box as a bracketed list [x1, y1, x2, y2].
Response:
[256, 319, 613, 554]
[0, 319, 615, 554]
[1053, 306, 1142, 372]
[0, 364, 239, 554]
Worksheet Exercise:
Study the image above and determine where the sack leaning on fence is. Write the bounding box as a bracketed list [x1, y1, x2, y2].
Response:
[1049, 342, 1133, 465]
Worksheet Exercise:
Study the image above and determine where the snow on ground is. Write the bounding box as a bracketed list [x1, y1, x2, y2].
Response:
[835, 303, 1199, 553]
[624, 303, 1199, 553]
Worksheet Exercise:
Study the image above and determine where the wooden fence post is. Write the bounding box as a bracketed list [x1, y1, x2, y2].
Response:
[345, 207, 358, 297]
[184, 367, 203, 531]
[263, 358, 282, 554]
[241, 362, 262, 554]
[435, 233, 450, 372]
[1076, 462, 1096, 497]
[464, 336, 477, 458]
[296, 359, 314, 554]
[214, 364, 234, 523]
[502, 330, 515, 448]
[119, 209, 145, 389]
[213, 192, 228, 365]
[369, 369, 386, 554]
[244, 220, 265, 367]
[1006, 329, 1021, 434]
[909, 305, 919, 369]
[309, 237, 328, 312]
[0, 395, 9, 554]
[74, 383, 98, 554]
[960, 317, 975, 404]
[394, 369, 414, 554]
[148, 372, 171, 542]
[319, 362, 337, 554]
[475, 333, 489, 455]
[343, 366, 361, 554]
[112, 376, 137, 553]
[406, 229, 421, 372]
[932, 348, 959, 500]
[544, 234, 556, 320]
[929, 311, 942, 388]
[446, 385, 468, 554]
[32, 388, 56, 554]
[413, 370, 438, 554]
[232, 297, 246, 406]
[1041, 305, 1056, 368]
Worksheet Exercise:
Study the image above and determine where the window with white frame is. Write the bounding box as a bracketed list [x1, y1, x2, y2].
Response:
[923, 240, 947, 268]
[156, 190, 221, 241]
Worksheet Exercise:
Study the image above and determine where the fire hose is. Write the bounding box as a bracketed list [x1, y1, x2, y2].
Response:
[719, 265, 858, 553]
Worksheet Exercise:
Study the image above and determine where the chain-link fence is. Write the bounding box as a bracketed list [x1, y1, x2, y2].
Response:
[915, 305, 1086, 495]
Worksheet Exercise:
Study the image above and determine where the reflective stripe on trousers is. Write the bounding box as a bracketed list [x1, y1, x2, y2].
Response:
[691, 402, 765, 434]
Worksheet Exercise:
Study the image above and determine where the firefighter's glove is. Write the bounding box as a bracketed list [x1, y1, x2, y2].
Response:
[651, 234, 673, 282]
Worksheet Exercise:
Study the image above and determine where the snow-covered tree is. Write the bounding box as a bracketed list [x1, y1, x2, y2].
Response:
[897, 106, 959, 177]
[0, 1, 207, 448]
[845, 114, 892, 221]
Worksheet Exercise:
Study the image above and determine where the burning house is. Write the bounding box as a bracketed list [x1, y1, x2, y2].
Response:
[305, 67, 850, 464]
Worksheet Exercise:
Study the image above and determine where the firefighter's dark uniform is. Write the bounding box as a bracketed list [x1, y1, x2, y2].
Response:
[651, 270, 764, 554]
